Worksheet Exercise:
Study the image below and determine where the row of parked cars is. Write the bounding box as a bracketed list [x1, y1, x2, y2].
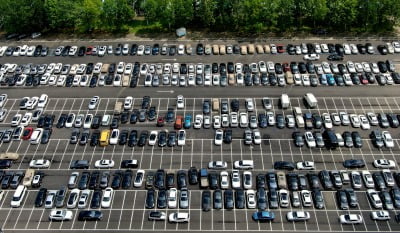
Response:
[0, 59, 397, 88]
[2, 41, 399, 57]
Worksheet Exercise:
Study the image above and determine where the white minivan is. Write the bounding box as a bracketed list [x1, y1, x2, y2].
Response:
[11, 185, 27, 207]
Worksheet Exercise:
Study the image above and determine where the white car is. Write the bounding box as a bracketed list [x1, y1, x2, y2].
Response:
[124, 96, 133, 110]
[83, 114, 93, 129]
[350, 114, 361, 128]
[367, 189, 383, 208]
[213, 116, 221, 129]
[231, 170, 241, 189]
[176, 95, 184, 109]
[361, 171, 375, 188]
[88, 96, 100, 110]
[245, 98, 254, 111]
[194, 114, 203, 129]
[339, 214, 363, 224]
[304, 131, 316, 148]
[208, 161, 227, 169]
[239, 112, 248, 128]
[117, 62, 125, 74]
[382, 131, 394, 148]
[301, 190, 312, 207]
[37, 94, 48, 108]
[94, 159, 115, 168]
[149, 131, 158, 146]
[246, 189, 257, 208]
[234, 160, 254, 169]
[287, 211, 310, 222]
[20, 113, 32, 126]
[93, 63, 103, 74]
[109, 129, 119, 145]
[101, 187, 114, 208]
[371, 210, 390, 221]
[177, 130, 186, 146]
[65, 113, 76, 128]
[49, 210, 73, 221]
[214, 129, 223, 145]
[303, 53, 320, 60]
[220, 171, 229, 189]
[253, 129, 261, 145]
[296, 161, 315, 170]
[367, 112, 379, 125]
[29, 159, 50, 168]
[359, 115, 370, 129]
[26, 97, 39, 110]
[230, 112, 239, 127]
[373, 159, 395, 169]
[45, 191, 57, 208]
[322, 113, 332, 129]
[133, 169, 145, 187]
[78, 190, 91, 209]
[168, 188, 178, 208]
[279, 189, 290, 207]
[0, 109, 7, 122]
[168, 212, 189, 223]
[66, 188, 80, 208]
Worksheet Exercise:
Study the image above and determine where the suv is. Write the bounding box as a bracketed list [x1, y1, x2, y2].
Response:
[70, 160, 89, 169]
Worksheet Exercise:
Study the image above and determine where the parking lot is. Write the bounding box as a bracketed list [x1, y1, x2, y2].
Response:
[1, 40, 400, 232]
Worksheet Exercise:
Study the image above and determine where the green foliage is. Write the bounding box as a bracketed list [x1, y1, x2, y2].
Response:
[0, 0, 399, 34]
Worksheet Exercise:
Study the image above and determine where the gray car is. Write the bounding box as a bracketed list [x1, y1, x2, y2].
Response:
[179, 188, 189, 209]
[55, 186, 67, 207]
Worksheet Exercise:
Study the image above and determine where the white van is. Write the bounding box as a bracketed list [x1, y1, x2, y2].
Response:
[11, 185, 27, 207]
[30, 128, 43, 144]
[304, 93, 318, 108]
[280, 94, 290, 109]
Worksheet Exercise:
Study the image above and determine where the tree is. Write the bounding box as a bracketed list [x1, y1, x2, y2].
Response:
[195, 0, 217, 27]
[142, 0, 159, 23]
[75, 0, 102, 33]
[172, 0, 194, 28]
[326, 0, 358, 30]
[45, 0, 79, 31]
[102, 0, 134, 31]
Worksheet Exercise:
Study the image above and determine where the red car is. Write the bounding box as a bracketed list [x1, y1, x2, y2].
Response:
[283, 63, 290, 72]
[21, 127, 33, 140]
[85, 46, 93, 55]
[277, 44, 285, 53]
[157, 116, 165, 127]
[359, 74, 369, 85]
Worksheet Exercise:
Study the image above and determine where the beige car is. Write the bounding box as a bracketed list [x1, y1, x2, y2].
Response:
[240, 45, 248, 55]
[212, 45, 219, 55]
[205, 44, 212, 55]
[256, 45, 264, 54]
[219, 45, 226, 55]
[277, 171, 287, 189]
[101, 64, 110, 73]
[285, 71, 294, 85]
[0, 152, 19, 160]
[247, 44, 255, 54]
[228, 74, 236, 85]
[263, 44, 271, 53]
[185, 44, 192, 55]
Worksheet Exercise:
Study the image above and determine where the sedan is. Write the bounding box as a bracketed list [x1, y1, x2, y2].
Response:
[94, 159, 115, 168]
[49, 210, 73, 221]
[382, 131, 394, 148]
[371, 210, 390, 221]
[252, 211, 275, 222]
[29, 159, 50, 168]
[101, 188, 113, 208]
[373, 159, 395, 169]
[339, 214, 363, 224]
[88, 96, 100, 110]
[208, 161, 227, 169]
[287, 211, 310, 222]
[148, 211, 166, 221]
[168, 212, 189, 223]
[214, 129, 223, 145]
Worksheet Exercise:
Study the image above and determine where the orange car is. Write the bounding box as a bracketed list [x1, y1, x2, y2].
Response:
[174, 115, 183, 129]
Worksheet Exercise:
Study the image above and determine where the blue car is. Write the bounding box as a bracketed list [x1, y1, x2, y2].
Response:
[326, 74, 336, 86]
[252, 211, 275, 222]
[184, 114, 192, 129]
[319, 74, 327, 85]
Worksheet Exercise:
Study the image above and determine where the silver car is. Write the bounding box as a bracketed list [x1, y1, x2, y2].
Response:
[179, 188, 189, 209]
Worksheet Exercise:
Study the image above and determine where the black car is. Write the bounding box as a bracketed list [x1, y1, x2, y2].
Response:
[373, 172, 386, 190]
[158, 131, 167, 147]
[0, 160, 12, 169]
[138, 131, 148, 147]
[343, 159, 365, 168]
[327, 54, 343, 61]
[313, 189, 325, 209]
[146, 189, 155, 208]
[223, 129, 232, 143]
[122, 170, 133, 189]
[130, 44, 138, 55]
[166, 173, 175, 188]
[148, 107, 157, 121]
[78, 172, 90, 190]
[79, 130, 90, 145]
[378, 45, 388, 55]
[89, 171, 100, 189]
[256, 174, 266, 189]
[202, 190, 212, 211]
[230, 99, 239, 112]
[308, 173, 321, 189]
[287, 173, 298, 191]
[78, 210, 103, 221]
[209, 172, 219, 190]
[90, 190, 102, 208]
[224, 189, 234, 209]
[155, 169, 165, 189]
[188, 167, 198, 185]
[274, 161, 295, 171]
[177, 170, 187, 189]
[276, 114, 285, 129]
[268, 189, 279, 209]
[35, 188, 47, 207]
[70, 160, 89, 169]
[196, 44, 204, 55]
[157, 189, 167, 208]
[257, 188, 267, 210]
[56, 114, 68, 128]
[387, 114, 399, 128]
[120, 112, 129, 124]
[292, 132, 304, 147]
[351, 131, 362, 148]
[336, 190, 349, 210]
[119, 130, 128, 145]
[111, 171, 122, 189]
[167, 131, 177, 147]
[345, 188, 358, 207]
[90, 130, 100, 146]
[128, 130, 138, 147]
[152, 43, 159, 55]
[213, 189, 223, 209]
[1, 172, 13, 188]
[130, 110, 138, 124]
[319, 170, 333, 190]
[40, 129, 52, 144]
[165, 108, 174, 122]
